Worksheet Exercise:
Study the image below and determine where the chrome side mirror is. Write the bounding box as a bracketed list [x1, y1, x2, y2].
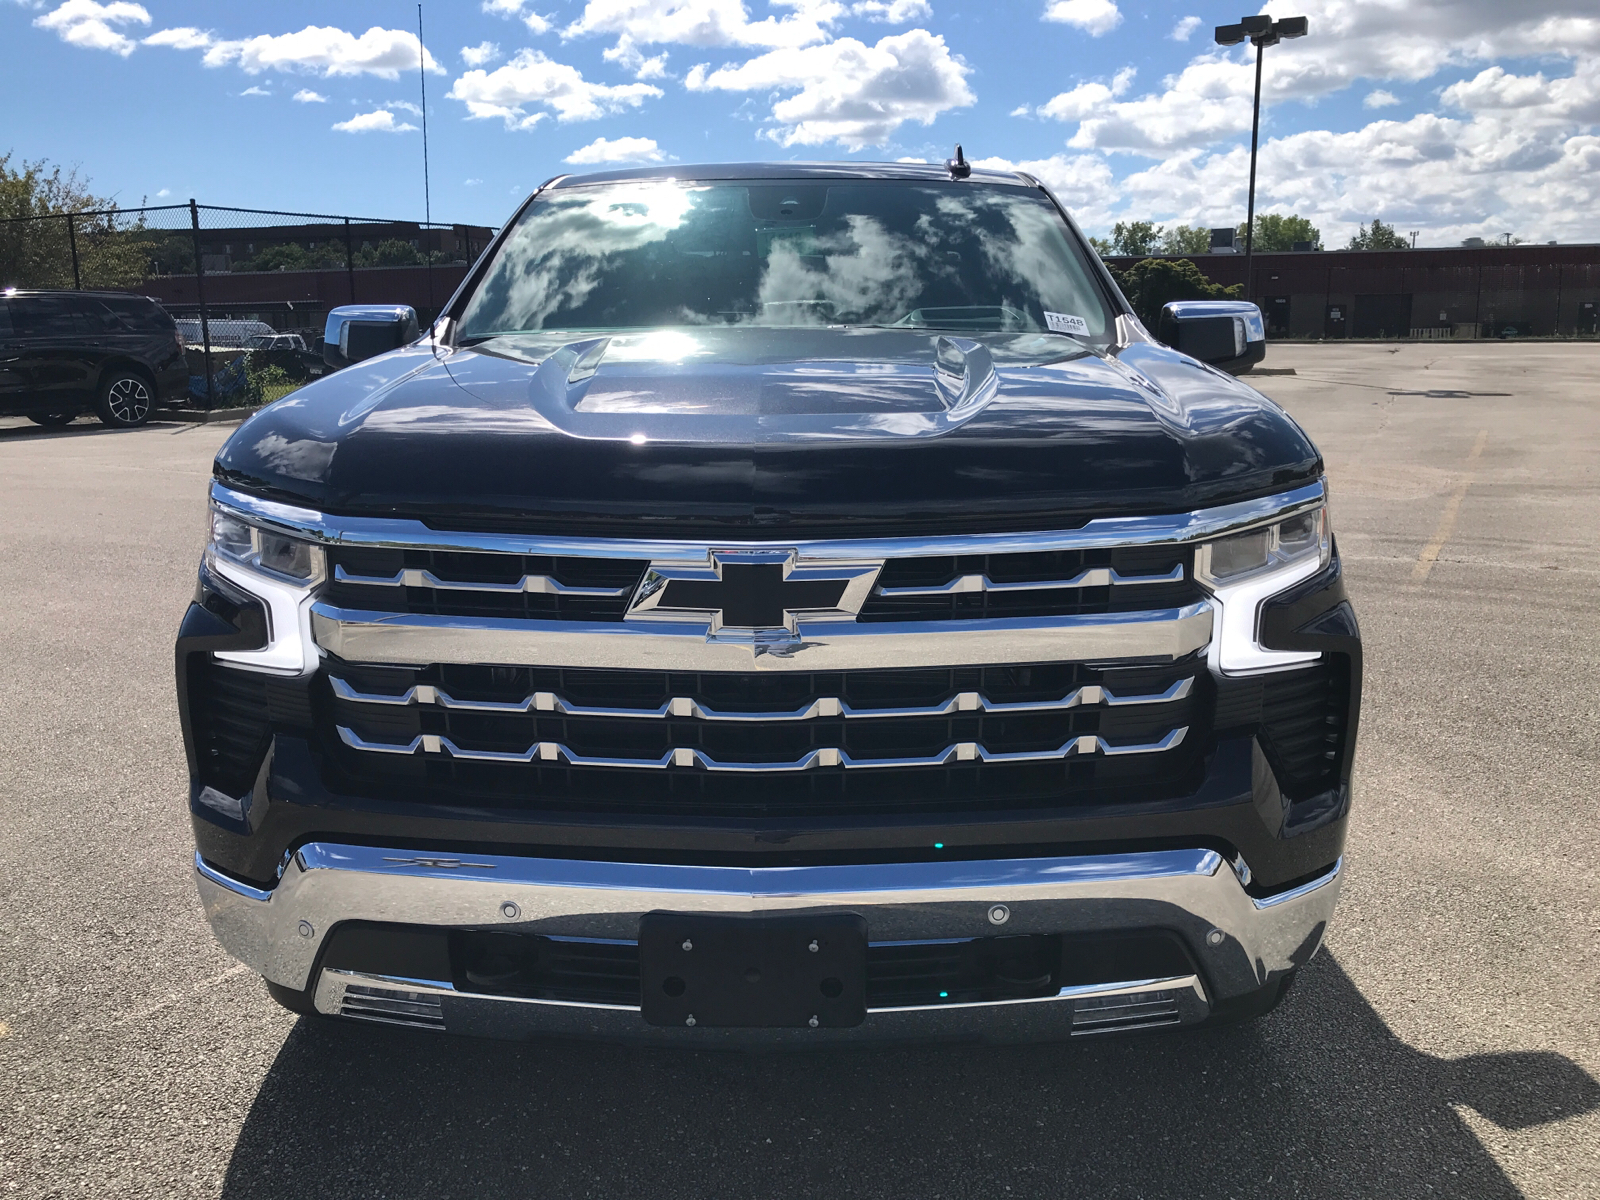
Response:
[1158, 301, 1267, 375]
[323, 304, 419, 369]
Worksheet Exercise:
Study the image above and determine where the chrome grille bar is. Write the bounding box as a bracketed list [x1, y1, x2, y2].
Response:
[311, 603, 1214, 671]
[336, 725, 1188, 772]
[876, 565, 1184, 597]
[333, 564, 629, 598]
[330, 675, 1193, 720]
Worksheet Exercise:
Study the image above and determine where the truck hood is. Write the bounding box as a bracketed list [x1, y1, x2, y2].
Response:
[214, 326, 1321, 536]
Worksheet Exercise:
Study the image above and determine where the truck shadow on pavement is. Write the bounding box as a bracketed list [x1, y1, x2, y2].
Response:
[220, 953, 1598, 1199]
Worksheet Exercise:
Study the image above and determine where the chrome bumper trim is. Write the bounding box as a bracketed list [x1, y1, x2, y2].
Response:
[212, 480, 1326, 560]
[310, 968, 1210, 1043]
[194, 845, 1342, 1036]
[310, 602, 1215, 671]
[328, 675, 1194, 721]
[334, 724, 1189, 771]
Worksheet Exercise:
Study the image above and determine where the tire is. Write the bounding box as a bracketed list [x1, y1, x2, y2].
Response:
[1201, 969, 1297, 1028]
[27, 412, 76, 427]
[94, 369, 156, 428]
[264, 978, 322, 1017]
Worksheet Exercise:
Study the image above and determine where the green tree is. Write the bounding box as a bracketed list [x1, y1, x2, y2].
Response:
[231, 242, 346, 273]
[355, 238, 427, 268]
[0, 153, 153, 287]
[1109, 257, 1243, 330]
[1087, 235, 1113, 257]
[1160, 224, 1212, 255]
[1110, 220, 1164, 257]
[1346, 218, 1409, 250]
[1237, 213, 1322, 251]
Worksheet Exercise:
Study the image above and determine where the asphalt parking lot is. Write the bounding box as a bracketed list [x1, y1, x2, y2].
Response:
[2, 341, 1597, 1199]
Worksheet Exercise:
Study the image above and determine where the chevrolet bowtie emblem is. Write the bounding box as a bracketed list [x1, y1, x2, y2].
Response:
[626, 550, 882, 633]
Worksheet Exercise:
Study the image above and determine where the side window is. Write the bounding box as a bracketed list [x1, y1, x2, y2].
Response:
[101, 296, 174, 331]
[0, 300, 12, 339]
[8, 296, 80, 338]
[68, 297, 123, 333]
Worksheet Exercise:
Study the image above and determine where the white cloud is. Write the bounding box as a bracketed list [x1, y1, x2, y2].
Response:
[685, 27, 973, 149]
[35, 1, 150, 56]
[1042, 0, 1121, 38]
[983, 53, 1600, 247]
[142, 26, 210, 51]
[460, 40, 502, 67]
[1363, 89, 1399, 108]
[634, 52, 671, 79]
[196, 26, 444, 79]
[155, 187, 171, 197]
[851, 0, 931, 22]
[1036, 65, 1134, 122]
[1171, 15, 1201, 42]
[1009, 104, 1030, 117]
[388, 99, 423, 115]
[464, 178, 483, 185]
[1030, 2, 1600, 156]
[332, 109, 418, 133]
[564, 135, 669, 163]
[448, 48, 663, 125]
[292, 88, 327, 102]
[240, 85, 271, 96]
[484, 0, 552, 35]
[565, 0, 844, 60]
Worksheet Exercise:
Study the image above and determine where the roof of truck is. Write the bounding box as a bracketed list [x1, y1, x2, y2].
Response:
[544, 161, 1037, 189]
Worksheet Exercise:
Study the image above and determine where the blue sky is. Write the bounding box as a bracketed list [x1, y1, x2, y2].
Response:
[4, 1, 1598, 245]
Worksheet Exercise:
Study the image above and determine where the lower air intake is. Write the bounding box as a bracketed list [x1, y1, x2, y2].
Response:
[339, 984, 446, 1031]
[1071, 987, 1183, 1034]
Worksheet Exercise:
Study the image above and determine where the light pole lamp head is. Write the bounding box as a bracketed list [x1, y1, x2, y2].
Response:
[1217, 15, 1307, 47]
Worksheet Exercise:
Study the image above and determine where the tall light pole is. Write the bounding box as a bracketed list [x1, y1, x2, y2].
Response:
[1216, 15, 1307, 301]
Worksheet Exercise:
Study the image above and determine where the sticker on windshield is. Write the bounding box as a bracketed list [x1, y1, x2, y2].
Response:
[1044, 311, 1091, 336]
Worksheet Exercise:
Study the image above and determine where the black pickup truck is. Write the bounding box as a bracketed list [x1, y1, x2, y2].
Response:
[178, 161, 1358, 1043]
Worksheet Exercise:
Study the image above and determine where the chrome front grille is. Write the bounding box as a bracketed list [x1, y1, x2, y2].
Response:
[322, 657, 1208, 817]
[202, 479, 1354, 821]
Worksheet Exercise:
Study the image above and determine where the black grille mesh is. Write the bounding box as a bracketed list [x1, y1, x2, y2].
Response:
[187, 659, 312, 796]
[1260, 659, 1349, 798]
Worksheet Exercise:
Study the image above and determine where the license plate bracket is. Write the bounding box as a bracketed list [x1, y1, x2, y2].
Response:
[639, 912, 868, 1028]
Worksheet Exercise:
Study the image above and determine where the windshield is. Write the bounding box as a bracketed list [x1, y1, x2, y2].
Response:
[457, 181, 1116, 345]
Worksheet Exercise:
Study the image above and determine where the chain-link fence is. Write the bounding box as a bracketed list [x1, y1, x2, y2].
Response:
[1, 201, 496, 408]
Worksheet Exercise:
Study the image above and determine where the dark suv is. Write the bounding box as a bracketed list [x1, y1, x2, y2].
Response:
[0, 289, 188, 428]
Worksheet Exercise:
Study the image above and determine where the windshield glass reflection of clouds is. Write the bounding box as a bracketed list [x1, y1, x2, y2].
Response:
[458, 183, 1113, 343]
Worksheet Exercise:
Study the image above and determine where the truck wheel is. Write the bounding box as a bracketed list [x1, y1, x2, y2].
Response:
[1203, 969, 1297, 1028]
[264, 978, 322, 1016]
[94, 370, 155, 428]
[28, 412, 76, 427]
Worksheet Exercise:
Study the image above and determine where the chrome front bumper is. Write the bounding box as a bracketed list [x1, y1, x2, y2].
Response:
[195, 845, 1341, 1043]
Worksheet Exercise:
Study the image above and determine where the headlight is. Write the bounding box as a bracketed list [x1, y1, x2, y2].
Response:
[205, 504, 325, 675]
[1197, 503, 1331, 674]
[208, 506, 324, 583]
[1196, 506, 1328, 588]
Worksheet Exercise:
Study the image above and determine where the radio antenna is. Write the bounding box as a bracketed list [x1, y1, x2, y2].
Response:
[418, 3, 435, 311]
